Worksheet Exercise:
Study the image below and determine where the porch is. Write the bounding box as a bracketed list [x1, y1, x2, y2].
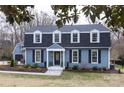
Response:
[46, 44, 65, 69]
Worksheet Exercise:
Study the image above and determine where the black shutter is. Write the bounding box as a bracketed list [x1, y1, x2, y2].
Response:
[69, 50, 72, 63]
[79, 50, 81, 63]
[89, 50, 91, 63]
[98, 49, 101, 63]
[41, 50, 44, 63]
[32, 49, 35, 62]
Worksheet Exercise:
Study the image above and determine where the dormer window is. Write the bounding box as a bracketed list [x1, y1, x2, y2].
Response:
[53, 30, 61, 43]
[35, 34, 40, 42]
[71, 30, 80, 43]
[90, 30, 100, 43]
[33, 30, 42, 43]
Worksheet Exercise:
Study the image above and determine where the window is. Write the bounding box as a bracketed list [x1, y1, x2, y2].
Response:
[92, 33, 98, 42]
[90, 30, 100, 43]
[53, 30, 61, 43]
[71, 30, 80, 43]
[72, 50, 79, 63]
[91, 49, 98, 64]
[73, 33, 78, 42]
[55, 33, 60, 42]
[33, 31, 42, 43]
[35, 34, 40, 42]
[35, 50, 41, 63]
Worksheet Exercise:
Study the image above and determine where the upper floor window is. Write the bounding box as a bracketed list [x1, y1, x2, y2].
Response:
[71, 30, 80, 43]
[90, 30, 100, 43]
[33, 30, 42, 43]
[53, 30, 61, 43]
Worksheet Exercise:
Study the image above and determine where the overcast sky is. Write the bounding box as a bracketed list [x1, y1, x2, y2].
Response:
[35, 5, 90, 25]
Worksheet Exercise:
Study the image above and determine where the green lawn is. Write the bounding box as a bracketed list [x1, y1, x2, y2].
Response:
[115, 65, 124, 72]
[0, 70, 123, 87]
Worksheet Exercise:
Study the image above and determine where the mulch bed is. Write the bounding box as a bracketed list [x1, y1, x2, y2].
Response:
[0, 65, 47, 73]
[0, 65, 122, 74]
[65, 69, 123, 74]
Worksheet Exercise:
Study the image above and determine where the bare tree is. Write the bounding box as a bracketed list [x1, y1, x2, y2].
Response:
[0, 8, 55, 60]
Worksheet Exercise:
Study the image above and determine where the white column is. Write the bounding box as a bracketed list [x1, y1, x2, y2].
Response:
[53, 51, 54, 66]
[25, 49, 27, 65]
[60, 51, 61, 66]
[63, 50, 65, 69]
[108, 48, 110, 69]
[47, 50, 49, 68]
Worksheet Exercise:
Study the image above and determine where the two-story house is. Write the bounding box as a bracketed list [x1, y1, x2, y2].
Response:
[13, 24, 111, 69]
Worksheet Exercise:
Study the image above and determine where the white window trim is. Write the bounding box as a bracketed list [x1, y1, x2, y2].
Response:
[71, 30, 80, 43]
[90, 29, 100, 43]
[33, 30, 42, 43]
[72, 49, 79, 63]
[91, 49, 98, 64]
[53, 30, 61, 43]
[35, 49, 41, 63]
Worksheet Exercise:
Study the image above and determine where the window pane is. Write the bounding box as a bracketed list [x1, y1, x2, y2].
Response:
[73, 33, 78, 42]
[92, 51, 97, 63]
[36, 51, 40, 62]
[92, 33, 98, 42]
[73, 50, 78, 62]
[35, 34, 40, 42]
[55, 33, 60, 42]
[73, 51, 77, 56]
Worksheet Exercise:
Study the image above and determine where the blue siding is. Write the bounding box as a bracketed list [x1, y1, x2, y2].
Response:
[48, 51, 54, 66]
[26, 49, 45, 67]
[43, 50, 46, 62]
[67, 49, 109, 68]
[25, 48, 109, 68]
[13, 43, 23, 60]
[85, 49, 109, 68]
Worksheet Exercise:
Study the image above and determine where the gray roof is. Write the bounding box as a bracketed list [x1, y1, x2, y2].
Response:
[47, 43, 64, 49]
[24, 33, 111, 47]
[27, 24, 110, 32]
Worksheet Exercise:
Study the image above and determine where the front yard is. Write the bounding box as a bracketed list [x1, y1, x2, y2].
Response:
[0, 70, 124, 87]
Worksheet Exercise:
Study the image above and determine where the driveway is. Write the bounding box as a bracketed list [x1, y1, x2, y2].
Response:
[0, 61, 9, 65]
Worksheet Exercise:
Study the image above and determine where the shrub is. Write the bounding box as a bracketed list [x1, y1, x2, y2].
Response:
[81, 68, 86, 70]
[44, 61, 46, 67]
[24, 64, 31, 68]
[72, 65, 79, 70]
[65, 62, 69, 69]
[110, 64, 115, 70]
[60, 62, 63, 67]
[118, 55, 124, 68]
[98, 68, 102, 71]
[102, 67, 107, 71]
[118, 69, 121, 74]
[92, 66, 98, 70]
[10, 59, 16, 67]
[31, 63, 39, 68]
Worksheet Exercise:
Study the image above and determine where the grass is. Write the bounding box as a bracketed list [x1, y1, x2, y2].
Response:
[0, 64, 123, 86]
[0, 70, 123, 86]
[115, 65, 124, 72]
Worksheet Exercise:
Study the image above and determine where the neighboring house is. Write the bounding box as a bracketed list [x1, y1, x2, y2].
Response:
[13, 24, 111, 69]
[12, 42, 24, 62]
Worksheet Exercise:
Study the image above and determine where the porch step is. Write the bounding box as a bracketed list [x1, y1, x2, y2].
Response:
[46, 66, 63, 76]
[48, 66, 64, 71]
[45, 70, 63, 76]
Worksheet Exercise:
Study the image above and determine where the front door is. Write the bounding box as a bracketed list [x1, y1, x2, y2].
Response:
[54, 52, 60, 65]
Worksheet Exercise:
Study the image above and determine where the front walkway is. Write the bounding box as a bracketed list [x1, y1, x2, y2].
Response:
[46, 66, 64, 76]
[0, 66, 63, 76]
